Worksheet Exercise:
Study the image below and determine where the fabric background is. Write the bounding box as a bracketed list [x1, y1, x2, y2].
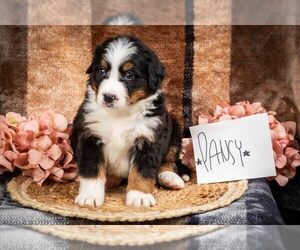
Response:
[1, 24, 299, 134]
[192, 26, 231, 125]
[0, 26, 27, 115]
[230, 26, 300, 134]
[91, 0, 186, 25]
[26, 26, 91, 119]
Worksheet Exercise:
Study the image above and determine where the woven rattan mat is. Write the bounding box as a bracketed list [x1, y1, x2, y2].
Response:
[8, 176, 247, 222]
[31, 225, 224, 246]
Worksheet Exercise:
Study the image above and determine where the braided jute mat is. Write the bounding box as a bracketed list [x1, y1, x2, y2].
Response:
[31, 225, 224, 246]
[8, 176, 247, 222]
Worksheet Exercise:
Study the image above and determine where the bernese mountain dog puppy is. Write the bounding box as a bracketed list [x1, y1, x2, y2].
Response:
[70, 35, 185, 207]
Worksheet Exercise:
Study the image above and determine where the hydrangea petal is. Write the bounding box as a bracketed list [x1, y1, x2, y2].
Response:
[23, 120, 40, 134]
[47, 144, 62, 161]
[50, 175, 66, 182]
[273, 124, 287, 139]
[37, 135, 52, 152]
[228, 105, 246, 117]
[5, 112, 26, 127]
[62, 163, 77, 169]
[49, 166, 64, 178]
[14, 153, 29, 168]
[3, 150, 18, 161]
[37, 170, 51, 186]
[62, 152, 73, 167]
[18, 163, 38, 170]
[273, 141, 283, 156]
[28, 149, 44, 165]
[53, 114, 68, 132]
[219, 114, 232, 122]
[284, 147, 299, 158]
[54, 131, 69, 140]
[275, 174, 289, 186]
[39, 156, 55, 170]
[291, 159, 300, 168]
[15, 131, 35, 150]
[198, 115, 209, 125]
[275, 155, 287, 169]
[39, 111, 55, 130]
[0, 155, 13, 172]
[245, 101, 254, 115]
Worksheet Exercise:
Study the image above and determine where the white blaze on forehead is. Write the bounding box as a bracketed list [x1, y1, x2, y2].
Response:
[96, 37, 136, 109]
[104, 37, 136, 67]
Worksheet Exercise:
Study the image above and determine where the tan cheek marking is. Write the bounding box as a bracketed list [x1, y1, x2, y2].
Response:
[91, 81, 98, 92]
[128, 89, 148, 104]
[127, 166, 155, 193]
[122, 62, 134, 71]
[98, 166, 106, 182]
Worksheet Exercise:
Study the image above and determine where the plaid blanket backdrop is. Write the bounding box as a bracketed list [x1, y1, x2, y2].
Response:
[1, 1, 299, 136]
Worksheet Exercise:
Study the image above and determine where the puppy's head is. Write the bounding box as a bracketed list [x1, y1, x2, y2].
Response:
[86, 36, 165, 110]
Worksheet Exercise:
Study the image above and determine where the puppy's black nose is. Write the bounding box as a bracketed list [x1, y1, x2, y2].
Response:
[103, 93, 116, 103]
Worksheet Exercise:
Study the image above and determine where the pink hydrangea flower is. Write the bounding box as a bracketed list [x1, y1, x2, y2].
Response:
[181, 101, 300, 187]
[3, 112, 27, 128]
[0, 111, 77, 185]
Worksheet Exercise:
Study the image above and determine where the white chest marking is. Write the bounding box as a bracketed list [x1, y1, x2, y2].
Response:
[84, 90, 161, 178]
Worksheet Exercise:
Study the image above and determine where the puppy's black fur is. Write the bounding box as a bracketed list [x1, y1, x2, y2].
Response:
[70, 35, 184, 194]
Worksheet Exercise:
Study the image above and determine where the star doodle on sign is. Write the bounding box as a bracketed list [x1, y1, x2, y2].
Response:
[243, 150, 250, 157]
[196, 158, 202, 165]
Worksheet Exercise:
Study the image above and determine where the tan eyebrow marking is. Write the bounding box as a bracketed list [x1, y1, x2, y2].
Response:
[100, 59, 108, 69]
[122, 62, 134, 71]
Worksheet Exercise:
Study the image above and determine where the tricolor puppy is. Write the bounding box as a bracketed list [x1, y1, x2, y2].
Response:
[70, 35, 185, 207]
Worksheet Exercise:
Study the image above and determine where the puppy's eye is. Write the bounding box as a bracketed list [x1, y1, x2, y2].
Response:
[99, 68, 107, 77]
[124, 71, 135, 80]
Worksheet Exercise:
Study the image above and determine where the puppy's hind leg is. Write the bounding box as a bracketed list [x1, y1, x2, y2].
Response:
[158, 145, 185, 190]
[158, 164, 185, 190]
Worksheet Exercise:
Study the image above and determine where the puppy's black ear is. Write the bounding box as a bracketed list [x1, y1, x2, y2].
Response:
[148, 55, 165, 91]
[86, 43, 105, 75]
[86, 63, 93, 74]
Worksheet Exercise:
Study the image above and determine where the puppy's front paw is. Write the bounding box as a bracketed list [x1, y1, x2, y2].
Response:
[126, 190, 156, 207]
[158, 171, 185, 190]
[75, 178, 105, 207]
[75, 193, 104, 207]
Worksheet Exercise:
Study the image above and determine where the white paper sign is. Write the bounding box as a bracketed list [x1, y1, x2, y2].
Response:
[189, 113, 276, 184]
